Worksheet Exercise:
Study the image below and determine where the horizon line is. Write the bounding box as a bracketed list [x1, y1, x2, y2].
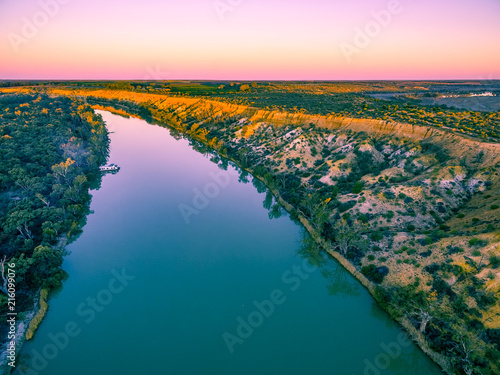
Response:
[1, 79, 499, 83]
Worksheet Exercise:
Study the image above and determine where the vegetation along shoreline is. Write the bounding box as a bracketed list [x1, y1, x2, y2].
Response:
[0, 92, 109, 374]
[1, 81, 499, 374]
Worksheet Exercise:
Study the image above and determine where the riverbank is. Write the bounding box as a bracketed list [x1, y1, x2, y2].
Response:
[95, 99, 498, 374]
[178, 117, 454, 373]
[0, 296, 38, 375]
[11, 108, 448, 375]
[245, 167, 453, 374]
[94, 103, 455, 373]
[1, 240, 67, 375]
[81, 97, 499, 374]
[2, 88, 499, 374]
[0, 94, 110, 374]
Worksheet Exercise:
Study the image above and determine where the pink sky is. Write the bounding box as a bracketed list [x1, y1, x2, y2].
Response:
[0, 0, 499, 80]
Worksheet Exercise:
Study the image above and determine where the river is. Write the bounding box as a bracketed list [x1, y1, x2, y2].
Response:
[15, 111, 443, 375]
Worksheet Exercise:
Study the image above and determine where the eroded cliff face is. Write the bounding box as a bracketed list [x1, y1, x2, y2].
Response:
[5, 86, 498, 160]
[3, 86, 500, 374]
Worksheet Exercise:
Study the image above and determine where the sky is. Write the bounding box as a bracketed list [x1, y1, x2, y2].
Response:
[0, 0, 499, 80]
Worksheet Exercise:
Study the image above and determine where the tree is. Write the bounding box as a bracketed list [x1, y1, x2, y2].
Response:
[237, 147, 252, 166]
[276, 173, 288, 189]
[448, 323, 492, 375]
[1, 255, 9, 295]
[352, 181, 363, 194]
[406, 289, 437, 332]
[9, 168, 44, 195]
[331, 220, 367, 257]
[301, 192, 321, 219]
[311, 200, 331, 231]
[51, 158, 76, 183]
[410, 302, 433, 333]
[36, 193, 51, 207]
[4, 209, 36, 240]
[29, 245, 66, 288]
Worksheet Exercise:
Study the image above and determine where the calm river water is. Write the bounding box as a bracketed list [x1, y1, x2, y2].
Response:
[16, 111, 443, 375]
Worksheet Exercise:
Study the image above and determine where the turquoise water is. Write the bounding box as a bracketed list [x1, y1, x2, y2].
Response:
[15, 112, 443, 375]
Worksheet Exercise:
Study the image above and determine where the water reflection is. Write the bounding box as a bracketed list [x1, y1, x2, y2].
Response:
[119, 110, 444, 375]
[162, 116, 443, 375]
[296, 236, 362, 298]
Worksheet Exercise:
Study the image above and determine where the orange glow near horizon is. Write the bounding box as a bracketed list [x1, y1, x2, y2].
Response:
[0, 0, 499, 80]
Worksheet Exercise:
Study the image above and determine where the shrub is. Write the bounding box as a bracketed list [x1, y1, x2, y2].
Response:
[439, 224, 451, 231]
[424, 263, 439, 275]
[420, 250, 432, 257]
[367, 255, 375, 261]
[490, 256, 500, 269]
[436, 205, 446, 213]
[404, 197, 414, 205]
[486, 224, 495, 232]
[469, 238, 488, 247]
[352, 181, 364, 194]
[485, 329, 500, 351]
[383, 191, 396, 200]
[357, 213, 369, 223]
[491, 204, 499, 210]
[472, 249, 481, 257]
[361, 264, 389, 284]
[25, 289, 49, 340]
[432, 277, 456, 298]
[420, 140, 449, 162]
[338, 200, 357, 213]
[475, 291, 497, 309]
[314, 159, 323, 167]
[419, 237, 434, 246]
[370, 231, 384, 241]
